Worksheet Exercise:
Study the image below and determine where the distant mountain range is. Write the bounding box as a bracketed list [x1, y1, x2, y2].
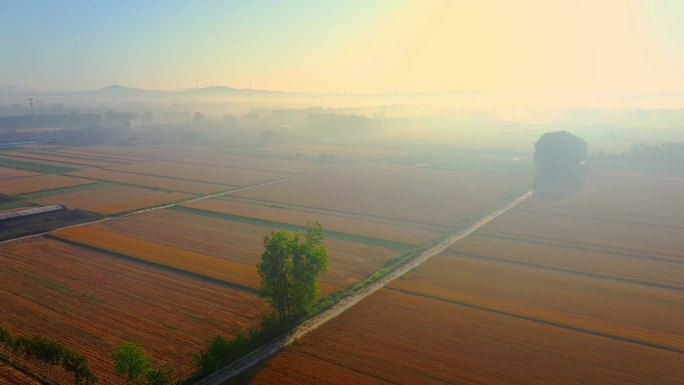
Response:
[0, 84, 299, 98]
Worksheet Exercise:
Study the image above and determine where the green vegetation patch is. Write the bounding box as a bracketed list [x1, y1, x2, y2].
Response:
[172, 205, 412, 250]
[0, 200, 27, 211]
[14, 181, 117, 200]
[0, 157, 76, 173]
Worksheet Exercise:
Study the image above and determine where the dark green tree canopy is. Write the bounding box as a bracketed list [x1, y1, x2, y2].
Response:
[534, 130, 587, 176]
[112, 341, 151, 385]
[112, 341, 172, 385]
[257, 222, 328, 320]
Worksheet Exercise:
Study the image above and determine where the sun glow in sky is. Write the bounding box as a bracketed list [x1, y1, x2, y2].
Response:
[1, 0, 683, 101]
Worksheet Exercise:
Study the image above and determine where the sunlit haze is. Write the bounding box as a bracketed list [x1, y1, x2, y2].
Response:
[2, 0, 683, 109]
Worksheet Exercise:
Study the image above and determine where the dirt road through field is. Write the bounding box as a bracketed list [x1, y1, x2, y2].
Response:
[195, 190, 533, 385]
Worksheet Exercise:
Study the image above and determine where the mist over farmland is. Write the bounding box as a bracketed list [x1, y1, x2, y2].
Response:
[1, 1, 683, 384]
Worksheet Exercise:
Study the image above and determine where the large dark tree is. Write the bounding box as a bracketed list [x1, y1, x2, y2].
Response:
[533, 130, 589, 201]
[257, 222, 328, 320]
[534, 130, 588, 176]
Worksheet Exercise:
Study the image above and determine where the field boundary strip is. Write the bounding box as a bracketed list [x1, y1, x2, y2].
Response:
[171, 205, 413, 250]
[478, 232, 684, 264]
[514, 208, 684, 231]
[13, 181, 116, 200]
[446, 250, 684, 293]
[387, 286, 684, 355]
[193, 190, 533, 385]
[215, 195, 446, 232]
[0, 157, 76, 174]
[161, 159, 303, 176]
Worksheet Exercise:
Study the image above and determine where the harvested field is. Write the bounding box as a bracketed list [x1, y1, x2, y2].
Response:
[234, 163, 528, 227]
[0, 174, 93, 195]
[450, 234, 684, 289]
[56, 145, 224, 162]
[63, 209, 398, 291]
[55, 147, 148, 162]
[31, 185, 192, 215]
[181, 199, 438, 245]
[0, 362, 40, 385]
[480, 208, 684, 260]
[392, 255, 684, 350]
[264, 144, 406, 160]
[238, 288, 684, 385]
[3, 151, 121, 168]
[164, 154, 327, 174]
[50, 226, 261, 290]
[517, 175, 684, 227]
[107, 160, 289, 186]
[0, 237, 265, 385]
[0, 166, 39, 180]
[68, 169, 228, 194]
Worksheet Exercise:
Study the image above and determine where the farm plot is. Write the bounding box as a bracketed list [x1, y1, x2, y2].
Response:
[56, 144, 223, 162]
[450, 234, 684, 289]
[0, 362, 40, 385]
[234, 163, 528, 227]
[480, 208, 684, 260]
[391, 255, 684, 350]
[264, 144, 407, 160]
[54, 147, 148, 162]
[3, 151, 121, 168]
[181, 199, 439, 245]
[68, 169, 229, 194]
[162, 153, 327, 174]
[0, 166, 39, 180]
[0, 157, 75, 174]
[53, 209, 398, 292]
[237, 288, 684, 385]
[0, 174, 94, 195]
[0, 153, 81, 174]
[107, 160, 290, 186]
[517, 175, 684, 228]
[30, 185, 191, 215]
[0, 237, 265, 385]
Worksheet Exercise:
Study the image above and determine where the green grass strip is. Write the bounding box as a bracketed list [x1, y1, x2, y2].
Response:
[14, 181, 117, 200]
[0, 200, 27, 210]
[172, 205, 412, 251]
[0, 157, 76, 174]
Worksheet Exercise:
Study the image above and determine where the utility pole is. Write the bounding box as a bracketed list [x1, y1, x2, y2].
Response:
[28, 98, 34, 129]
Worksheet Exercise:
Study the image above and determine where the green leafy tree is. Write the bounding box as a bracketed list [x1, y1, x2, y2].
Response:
[144, 367, 173, 385]
[112, 342, 151, 385]
[257, 222, 328, 320]
[112, 342, 172, 385]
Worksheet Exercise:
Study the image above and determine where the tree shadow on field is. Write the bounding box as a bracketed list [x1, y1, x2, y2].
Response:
[533, 165, 589, 202]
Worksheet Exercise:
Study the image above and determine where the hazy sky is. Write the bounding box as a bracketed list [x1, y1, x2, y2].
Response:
[1, 0, 683, 98]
